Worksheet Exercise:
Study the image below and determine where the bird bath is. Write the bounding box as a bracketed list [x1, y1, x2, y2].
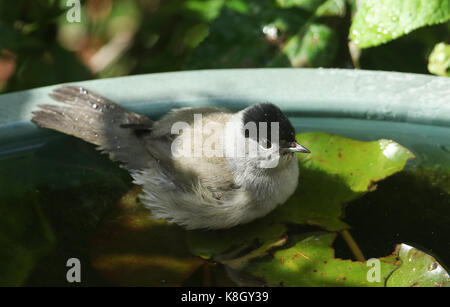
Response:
[0, 68, 449, 286]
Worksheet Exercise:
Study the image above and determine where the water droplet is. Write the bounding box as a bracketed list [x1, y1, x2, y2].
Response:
[79, 87, 88, 94]
[92, 104, 98, 109]
[262, 25, 278, 40]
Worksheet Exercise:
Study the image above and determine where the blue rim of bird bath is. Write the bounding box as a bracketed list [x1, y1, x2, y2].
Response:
[0, 68, 449, 170]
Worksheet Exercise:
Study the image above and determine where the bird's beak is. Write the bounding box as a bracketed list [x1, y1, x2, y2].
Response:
[285, 141, 310, 153]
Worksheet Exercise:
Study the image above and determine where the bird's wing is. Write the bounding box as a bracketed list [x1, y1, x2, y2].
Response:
[32, 85, 155, 170]
[149, 106, 232, 137]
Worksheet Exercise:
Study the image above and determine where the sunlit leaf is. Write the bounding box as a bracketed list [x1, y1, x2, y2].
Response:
[385, 244, 450, 287]
[247, 232, 395, 286]
[350, 0, 450, 48]
[272, 132, 415, 230]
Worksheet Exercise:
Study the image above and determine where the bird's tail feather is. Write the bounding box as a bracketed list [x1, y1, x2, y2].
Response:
[31, 85, 154, 169]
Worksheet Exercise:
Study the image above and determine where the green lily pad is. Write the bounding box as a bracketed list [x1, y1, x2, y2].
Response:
[272, 132, 415, 230]
[386, 244, 450, 287]
[247, 232, 396, 286]
[244, 235, 449, 287]
[350, 0, 450, 48]
[428, 42, 450, 77]
[187, 132, 415, 262]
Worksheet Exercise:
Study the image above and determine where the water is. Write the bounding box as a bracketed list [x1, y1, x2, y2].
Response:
[0, 118, 449, 286]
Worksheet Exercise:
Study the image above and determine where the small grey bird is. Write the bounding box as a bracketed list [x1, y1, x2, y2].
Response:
[32, 86, 310, 230]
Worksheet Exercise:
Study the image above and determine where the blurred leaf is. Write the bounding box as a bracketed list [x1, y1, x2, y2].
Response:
[6, 44, 91, 91]
[185, 0, 339, 69]
[276, 0, 327, 11]
[185, 0, 299, 68]
[428, 42, 450, 76]
[187, 219, 287, 260]
[273, 23, 338, 67]
[385, 244, 450, 287]
[350, 0, 450, 48]
[0, 21, 42, 50]
[316, 0, 346, 17]
[183, 23, 211, 48]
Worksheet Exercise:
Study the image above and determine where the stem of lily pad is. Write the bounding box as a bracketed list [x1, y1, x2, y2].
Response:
[340, 229, 366, 262]
[203, 262, 212, 287]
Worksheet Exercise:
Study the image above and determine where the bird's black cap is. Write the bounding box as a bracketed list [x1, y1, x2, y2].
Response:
[242, 103, 296, 146]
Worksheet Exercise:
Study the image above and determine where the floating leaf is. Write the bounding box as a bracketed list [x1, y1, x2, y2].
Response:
[247, 232, 396, 286]
[350, 0, 450, 48]
[385, 244, 450, 287]
[245, 236, 449, 287]
[271, 132, 415, 230]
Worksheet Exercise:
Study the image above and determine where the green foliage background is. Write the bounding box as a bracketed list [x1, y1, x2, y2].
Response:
[0, 0, 449, 93]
